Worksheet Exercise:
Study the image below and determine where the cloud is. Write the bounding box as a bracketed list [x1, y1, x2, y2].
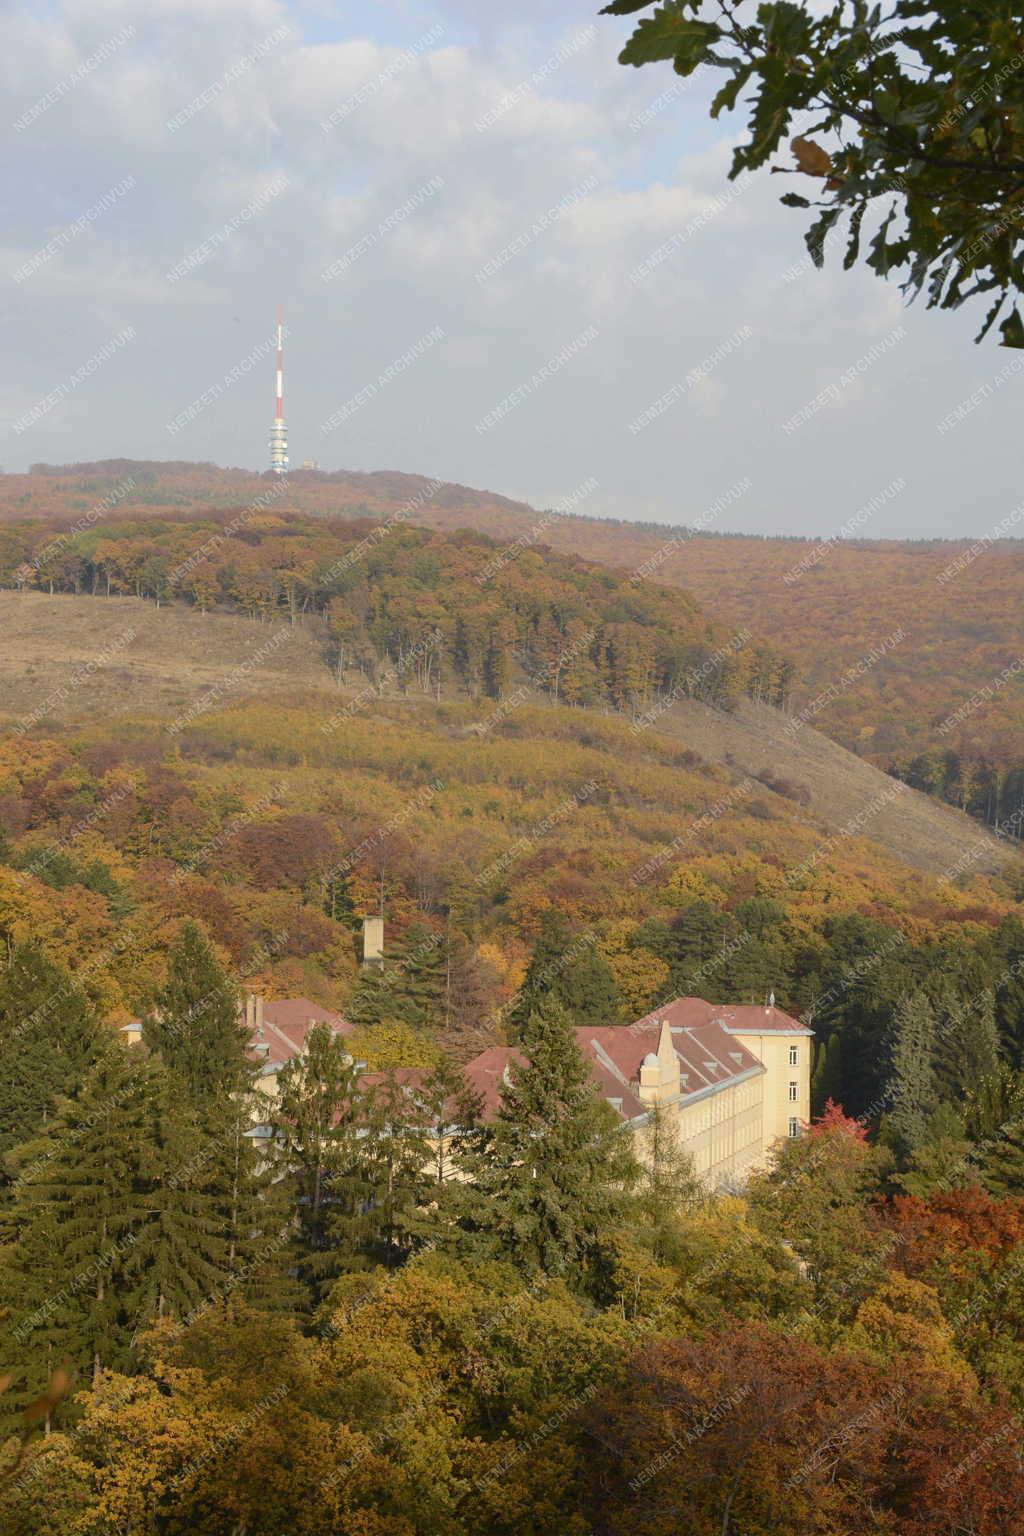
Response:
[0, 1, 1017, 538]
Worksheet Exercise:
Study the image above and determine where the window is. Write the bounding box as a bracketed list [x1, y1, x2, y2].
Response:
[789, 1081, 798, 1102]
[788, 1116, 800, 1138]
[789, 1044, 798, 1066]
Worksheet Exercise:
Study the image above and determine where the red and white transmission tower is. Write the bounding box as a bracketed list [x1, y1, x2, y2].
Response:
[268, 304, 289, 474]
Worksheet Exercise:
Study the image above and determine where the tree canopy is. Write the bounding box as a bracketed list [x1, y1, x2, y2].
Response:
[603, 0, 1024, 344]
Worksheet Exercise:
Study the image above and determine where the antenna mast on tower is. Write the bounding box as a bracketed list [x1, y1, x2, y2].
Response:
[268, 304, 289, 474]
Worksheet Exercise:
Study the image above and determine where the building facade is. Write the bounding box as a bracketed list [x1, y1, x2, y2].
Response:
[461, 996, 812, 1188]
[141, 990, 813, 1189]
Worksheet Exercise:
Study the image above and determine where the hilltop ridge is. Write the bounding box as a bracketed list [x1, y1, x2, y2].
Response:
[0, 587, 1007, 881]
[4, 458, 1022, 846]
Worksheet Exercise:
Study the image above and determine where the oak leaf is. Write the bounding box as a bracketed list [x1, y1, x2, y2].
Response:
[792, 135, 832, 176]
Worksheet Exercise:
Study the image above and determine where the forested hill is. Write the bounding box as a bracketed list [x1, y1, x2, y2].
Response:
[5, 459, 1023, 838]
[0, 508, 794, 717]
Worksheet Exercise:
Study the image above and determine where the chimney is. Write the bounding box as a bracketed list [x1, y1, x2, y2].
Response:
[245, 994, 255, 1031]
[362, 915, 384, 969]
[255, 994, 264, 1034]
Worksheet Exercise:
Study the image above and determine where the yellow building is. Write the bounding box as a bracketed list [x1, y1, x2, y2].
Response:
[464, 995, 813, 1189]
[219, 991, 811, 1190]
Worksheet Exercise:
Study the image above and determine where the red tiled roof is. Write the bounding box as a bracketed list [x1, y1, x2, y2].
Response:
[246, 998, 353, 1071]
[583, 1016, 763, 1109]
[358, 1067, 431, 1097]
[631, 996, 813, 1037]
[463, 1045, 527, 1117]
[458, 996, 795, 1124]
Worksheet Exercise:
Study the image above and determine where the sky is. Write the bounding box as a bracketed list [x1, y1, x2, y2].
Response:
[2, 0, 1021, 538]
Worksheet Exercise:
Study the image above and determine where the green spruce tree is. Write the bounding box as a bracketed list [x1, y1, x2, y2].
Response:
[895, 1103, 971, 1198]
[345, 923, 444, 1030]
[143, 922, 250, 1106]
[885, 991, 940, 1161]
[416, 1053, 484, 1193]
[980, 1115, 1024, 1197]
[508, 911, 622, 1037]
[1, 1037, 231, 1406]
[633, 1102, 704, 1264]
[810, 1034, 843, 1116]
[507, 909, 574, 1036]
[269, 1023, 367, 1308]
[558, 941, 623, 1028]
[323, 868, 357, 927]
[129, 1061, 233, 1327]
[0, 945, 100, 1168]
[990, 914, 1024, 1066]
[457, 998, 638, 1296]
[665, 901, 730, 995]
[193, 1085, 301, 1315]
[1, 1036, 150, 1396]
[359, 1073, 432, 1270]
[934, 992, 1001, 1134]
[715, 934, 779, 1006]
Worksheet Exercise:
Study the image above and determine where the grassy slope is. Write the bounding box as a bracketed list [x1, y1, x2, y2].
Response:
[0, 588, 1007, 878]
[6, 463, 1020, 771]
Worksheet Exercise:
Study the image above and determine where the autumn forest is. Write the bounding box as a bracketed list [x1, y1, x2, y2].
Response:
[0, 461, 1022, 1534]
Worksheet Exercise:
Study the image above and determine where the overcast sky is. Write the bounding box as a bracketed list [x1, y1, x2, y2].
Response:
[2, 0, 1020, 537]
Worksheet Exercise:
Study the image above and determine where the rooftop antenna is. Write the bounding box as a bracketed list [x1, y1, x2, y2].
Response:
[268, 304, 289, 474]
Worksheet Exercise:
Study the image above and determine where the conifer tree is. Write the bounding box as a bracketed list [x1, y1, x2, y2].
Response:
[1, 1037, 230, 1404]
[990, 913, 1024, 1065]
[715, 934, 779, 1006]
[393, 922, 446, 1027]
[416, 1053, 484, 1192]
[344, 959, 415, 1029]
[0, 1036, 150, 1397]
[633, 1102, 704, 1263]
[965, 1064, 1024, 1154]
[980, 1117, 1024, 1198]
[143, 921, 250, 1106]
[195, 1084, 297, 1312]
[457, 998, 638, 1295]
[934, 993, 1001, 1133]
[509, 911, 622, 1037]
[666, 901, 730, 994]
[323, 867, 357, 927]
[558, 940, 623, 1028]
[895, 1103, 970, 1199]
[359, 1073, 432, 1269]
[811, 1034, 843, 1116]
[345, 923, 444, 1030]
[128, 1061, 232, 1327]
[439, 926, 496, 1041]
[885, 991, 939, 1160]
[507, 909, 574, 1036]
[269, 1023, 366, 1307]
[0, 945, 100, 1167]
